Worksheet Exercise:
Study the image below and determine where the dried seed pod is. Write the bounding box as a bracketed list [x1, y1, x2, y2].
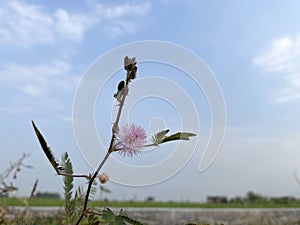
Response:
[117, 80, 125, 92]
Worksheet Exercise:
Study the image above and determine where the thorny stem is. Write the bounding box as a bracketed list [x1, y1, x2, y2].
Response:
[76, 76, 130, 225]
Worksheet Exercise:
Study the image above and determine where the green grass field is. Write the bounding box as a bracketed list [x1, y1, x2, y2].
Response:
[2, 197, 300, 208]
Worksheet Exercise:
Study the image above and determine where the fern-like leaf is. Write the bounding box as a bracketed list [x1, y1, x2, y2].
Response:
[119, 211, 147, 225]
[32, 121, 59, 173]
[151, 129, 169, 145]
[161, 132, 196, 143]
[62, 152, 74, 224]
[102, 208, 126, 225]
[89, 180, 98, 201]
[151, 130, 196, 145]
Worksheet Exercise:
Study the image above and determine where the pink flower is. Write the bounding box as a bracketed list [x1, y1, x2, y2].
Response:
[114, 124, 147, 157]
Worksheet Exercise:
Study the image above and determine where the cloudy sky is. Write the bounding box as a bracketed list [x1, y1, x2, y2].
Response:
[1, 0, 300, 202]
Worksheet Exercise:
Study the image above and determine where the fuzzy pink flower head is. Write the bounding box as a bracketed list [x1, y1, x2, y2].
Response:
[114, 124, 147, 157]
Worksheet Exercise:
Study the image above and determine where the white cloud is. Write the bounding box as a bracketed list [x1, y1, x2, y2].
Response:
[54, 9, 96, 42]
[103, 21, 137, 39]
[101, 2, 151, 18]
[288, 72, 300, 88]
[0, 60, 78, 96]
[273, 88, 300, 103]
[0, 0, 151, 46]
[94, 2, 151, 39]
[0, 1, 54, 46]
[253, 36, 300, 103]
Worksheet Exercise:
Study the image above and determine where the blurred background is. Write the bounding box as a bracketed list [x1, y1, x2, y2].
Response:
[1, 0, 300, 202]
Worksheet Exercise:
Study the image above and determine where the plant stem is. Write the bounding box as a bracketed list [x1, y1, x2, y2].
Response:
[114, 82, 129, 128]
[58, 173, 90, 179]
[76, 150, 111, 225]
[143, 143, 158, 148]
[76, 80, 130, 225]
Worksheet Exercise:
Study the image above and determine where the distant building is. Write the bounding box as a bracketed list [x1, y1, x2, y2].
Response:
[207, 196, 227, 203]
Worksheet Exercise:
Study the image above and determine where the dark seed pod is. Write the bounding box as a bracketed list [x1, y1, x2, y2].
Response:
[117, 80, 125, 91]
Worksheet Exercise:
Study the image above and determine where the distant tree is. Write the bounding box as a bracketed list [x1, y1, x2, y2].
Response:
[35, 191, 60, 199]
[230, 196, 244, 204]
[246, 191, 257, 202]
[246, 191, 267, 203]
[270, 196, 296, 204]
[145, 196, 155, 202]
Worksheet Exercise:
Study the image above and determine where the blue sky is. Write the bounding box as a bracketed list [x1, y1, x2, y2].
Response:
[1, 0, 300, 201]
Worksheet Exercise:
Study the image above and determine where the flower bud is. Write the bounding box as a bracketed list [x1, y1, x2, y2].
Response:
[124, 56, 137, 72]
[124, 56, 131, 70]
[129, 66, 137, 80]
[131, 57, 137, 65]
[99, 173, 109, 184]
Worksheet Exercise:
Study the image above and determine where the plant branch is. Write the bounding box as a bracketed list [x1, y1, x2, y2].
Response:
[75, 150, 111, 224]
[0, 153, 30, 182]
[58, 172, 90, 179]
[76, 79, 130, 224]
[113, 82, 129, 133]
[76, 57, 138, 224]
[29, 179, 39, 200]
[86, 209, 103, 216]
[143, 143, 158, 148]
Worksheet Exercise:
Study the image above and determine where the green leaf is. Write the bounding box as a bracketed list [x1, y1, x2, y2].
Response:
[119, 214, 147, 225]
[62, 152, 74, 223]
[119, 209, 147, 225]
[102, 208, 126, 225]
[113, 216, 126, 225]
[151, 129, 169, 145]
[87, 214, 101, 225]
[31, 121, 59, 173]
[161, 132, 196, 143]
[102, 208, 115, 222]
[151, 130, 196, 145]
